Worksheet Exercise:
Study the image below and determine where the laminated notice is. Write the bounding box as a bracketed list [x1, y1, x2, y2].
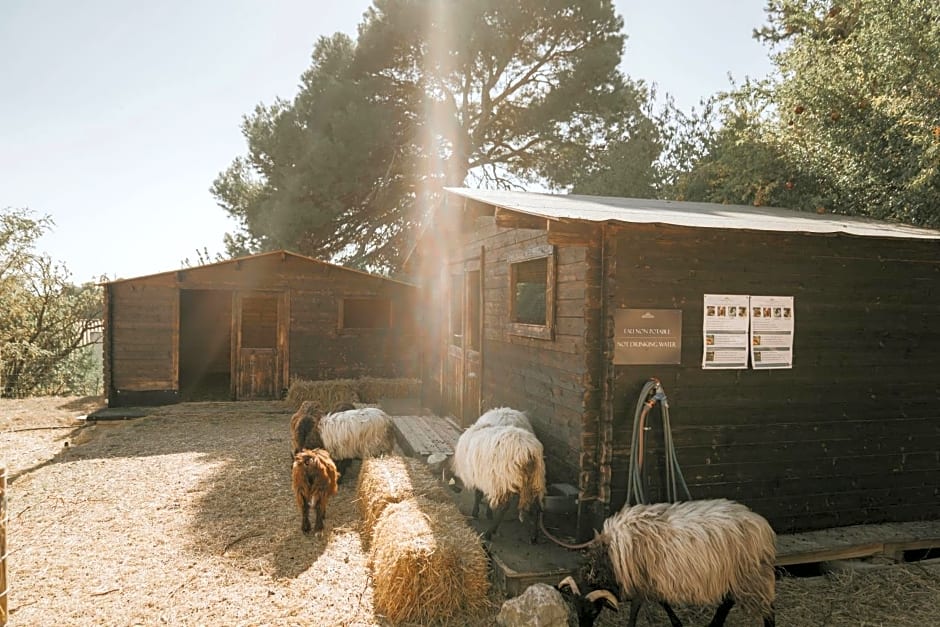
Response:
[702, 294, 750, 369]
[749, 296, 794, 369]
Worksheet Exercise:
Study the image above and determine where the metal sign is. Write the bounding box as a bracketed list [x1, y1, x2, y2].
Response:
[614, 309, 682, 365]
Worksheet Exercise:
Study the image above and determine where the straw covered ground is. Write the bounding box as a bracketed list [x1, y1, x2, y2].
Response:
[3, 396, 940, 626]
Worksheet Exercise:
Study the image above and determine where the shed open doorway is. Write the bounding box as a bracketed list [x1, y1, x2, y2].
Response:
[179, 289, 233, 400]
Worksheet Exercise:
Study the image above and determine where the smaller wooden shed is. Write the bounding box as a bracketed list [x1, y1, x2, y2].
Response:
[103, 251, 418, 406]
[411, 188, 940, 538]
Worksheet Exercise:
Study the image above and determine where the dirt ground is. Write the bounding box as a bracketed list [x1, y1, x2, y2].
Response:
[3, 397, 939, 626]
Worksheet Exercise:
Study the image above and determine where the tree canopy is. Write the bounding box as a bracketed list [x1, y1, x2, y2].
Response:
[674, 0, 940, 227]
[213, 0, 660, 270]
[1, 207, 102, 397]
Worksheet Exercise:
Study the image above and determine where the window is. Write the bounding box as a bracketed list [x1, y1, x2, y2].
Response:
[508, 245, 555, 340]
[341, 297, 392, 329]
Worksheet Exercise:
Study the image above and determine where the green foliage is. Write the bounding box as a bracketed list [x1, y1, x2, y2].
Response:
[673, 0, 940, 227]
[213, 1, 661, 271]
[0, 207, 103, 397]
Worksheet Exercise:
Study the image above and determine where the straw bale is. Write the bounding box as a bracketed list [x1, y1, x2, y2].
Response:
[370, 497, 490, 624]
[357, 456, 453, 537]
[286, 377, 420, 409]
[356, 377, 421, 403]
[286, 378, 360, 409]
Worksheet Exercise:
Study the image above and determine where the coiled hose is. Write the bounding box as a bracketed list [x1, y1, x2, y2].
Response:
[626, 378, 691, 506]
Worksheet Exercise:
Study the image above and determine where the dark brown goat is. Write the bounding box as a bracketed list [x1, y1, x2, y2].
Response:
[291, 448, 339, 534]
[290, 401, 325, 457]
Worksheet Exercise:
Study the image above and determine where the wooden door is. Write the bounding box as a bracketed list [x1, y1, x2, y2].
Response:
[462, 268, 482, 426]
[233, 291, 287, 400]
[443, 257, 483, 427]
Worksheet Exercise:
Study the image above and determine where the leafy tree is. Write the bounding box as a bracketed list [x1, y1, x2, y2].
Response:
[674, 0, 940, 227]
[213, 33, 412, 269]
[214, 0, 660, 270]
[0, 207, 103, 397]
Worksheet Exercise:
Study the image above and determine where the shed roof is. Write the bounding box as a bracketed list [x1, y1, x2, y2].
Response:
[102, 250, 416, 286]
[445, 187, 940, 240]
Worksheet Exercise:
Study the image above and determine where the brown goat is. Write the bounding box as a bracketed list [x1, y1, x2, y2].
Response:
[291, 448, 339, 534]
[290, 401, 325, 457]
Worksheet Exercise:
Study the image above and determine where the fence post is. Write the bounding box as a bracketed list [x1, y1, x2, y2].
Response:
[1, 465, 7, 626]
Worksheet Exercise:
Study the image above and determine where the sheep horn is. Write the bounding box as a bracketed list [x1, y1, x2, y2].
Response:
[585, 590, 619, 609]
[538, 512, 603, 550]
[557, 576, 580, 595]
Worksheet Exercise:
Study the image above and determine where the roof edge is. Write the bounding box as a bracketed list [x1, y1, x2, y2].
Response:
[100, 250, 417, 287]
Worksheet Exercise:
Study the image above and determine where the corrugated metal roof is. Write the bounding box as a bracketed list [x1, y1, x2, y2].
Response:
[444, 187, 940, 240]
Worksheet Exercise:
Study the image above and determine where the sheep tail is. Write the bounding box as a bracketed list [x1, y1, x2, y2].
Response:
[516, 449, 546, 518]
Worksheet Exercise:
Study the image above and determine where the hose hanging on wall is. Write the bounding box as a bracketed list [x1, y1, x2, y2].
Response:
[626, 378, 691, 506]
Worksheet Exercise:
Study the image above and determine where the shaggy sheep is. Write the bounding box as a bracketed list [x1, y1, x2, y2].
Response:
[575, 498, 776, 627]
[444, 423, 546, 542]
[470, 406, 533, 433]
[319, 406, 395, 480]
[289, 401, 325, 457]
[556, 576, 619, 627]
[291, 448, 339, 535]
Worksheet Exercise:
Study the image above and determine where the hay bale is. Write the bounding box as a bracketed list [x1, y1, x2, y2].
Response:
[286, 378, 360, 409]
[357, 456, 453, 538]
[355, 377, 421, 403]
[371, 497, 490, 624]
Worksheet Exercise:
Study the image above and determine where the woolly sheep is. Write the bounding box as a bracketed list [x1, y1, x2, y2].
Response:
[557, 576, 619, 627]
[470, 406, 534, 433]
[444, 423, 546, 542]
[289, 401, 325, 457]
[291, 448, 339, 535]
[580, 498, 776, 627]
[319, 406, 395, 479]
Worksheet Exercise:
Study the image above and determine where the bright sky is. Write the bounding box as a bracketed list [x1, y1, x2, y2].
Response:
[1, 1, 773, 283]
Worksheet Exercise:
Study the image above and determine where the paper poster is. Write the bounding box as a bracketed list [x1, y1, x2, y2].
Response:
[750, 296, 794, 369]
[702, 294, 750, 369]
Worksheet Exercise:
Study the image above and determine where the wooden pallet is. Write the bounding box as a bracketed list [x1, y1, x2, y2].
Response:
[776, 520, 940, 566]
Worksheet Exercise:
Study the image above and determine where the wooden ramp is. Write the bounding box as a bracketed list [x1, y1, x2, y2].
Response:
[389, 413, 462, 458]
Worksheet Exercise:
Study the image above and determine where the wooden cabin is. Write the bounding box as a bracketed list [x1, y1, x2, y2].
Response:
[103, 251, 418, 406]
[411, 187, 940, 537]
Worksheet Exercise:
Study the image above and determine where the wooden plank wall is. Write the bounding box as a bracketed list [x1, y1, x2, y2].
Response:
[607, 223, 940, 533]
[109, 279, 178, 392]
[289, 281, 418, 382]
[463, 217, 594, 487]
[107, 255, 419, 404]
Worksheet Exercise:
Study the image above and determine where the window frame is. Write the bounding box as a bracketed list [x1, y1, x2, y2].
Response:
[507, 244, 555, 341]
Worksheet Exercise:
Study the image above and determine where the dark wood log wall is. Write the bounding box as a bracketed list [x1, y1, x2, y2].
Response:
[607, 223, 940, 533]
[289, 283, 418, 381]
[106, 254, 418, 405]
[463, 217, 595, 489]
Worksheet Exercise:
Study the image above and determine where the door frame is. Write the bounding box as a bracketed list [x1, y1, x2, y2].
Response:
[230, 290, 290, 400]
[444, 250, 484, 426]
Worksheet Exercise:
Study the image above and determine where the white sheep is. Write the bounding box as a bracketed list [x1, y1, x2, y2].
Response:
[444, 423, 546, 542]
[576, 498, 776, 627]
[319, 407, 395, 480]
[470, 406, 534, 433]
